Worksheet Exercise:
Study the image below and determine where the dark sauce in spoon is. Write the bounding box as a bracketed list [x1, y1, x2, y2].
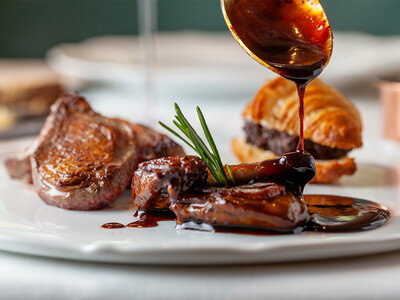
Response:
[223, 0, 332, 150]
[223, 0, 332, 78]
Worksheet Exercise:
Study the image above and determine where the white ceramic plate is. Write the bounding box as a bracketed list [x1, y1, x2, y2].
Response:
[1, 137, 400, 265]
[46, 32, 400, 88]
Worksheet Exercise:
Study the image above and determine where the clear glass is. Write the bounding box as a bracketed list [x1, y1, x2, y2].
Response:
[138, 0, 158, 123]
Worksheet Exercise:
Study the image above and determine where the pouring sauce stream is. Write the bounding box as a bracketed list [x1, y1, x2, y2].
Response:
[223, 0, 332, 150]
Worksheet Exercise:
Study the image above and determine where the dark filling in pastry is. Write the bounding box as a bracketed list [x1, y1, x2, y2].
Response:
[244, 121, 351, 160]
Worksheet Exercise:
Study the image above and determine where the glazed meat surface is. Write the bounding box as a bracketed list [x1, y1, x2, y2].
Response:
[244, 121, 350, 159]
[30, 94, 139, 210]
[171, 181, 308, 232]
[5, 93, 184, 210]
[207, 151, 316, 194]
[132, 156, 207, 210]
[132, 153, 314, 232]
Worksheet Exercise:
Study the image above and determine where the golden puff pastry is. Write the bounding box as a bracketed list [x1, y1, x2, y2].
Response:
[243, 77, 362, 149]
[234, 77, 362, 184]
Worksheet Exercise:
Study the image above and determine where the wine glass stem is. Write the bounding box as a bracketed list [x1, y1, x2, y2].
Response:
[138, 0, 157, 123]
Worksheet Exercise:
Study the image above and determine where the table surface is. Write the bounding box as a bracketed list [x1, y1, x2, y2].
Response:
[1, 32, 400, 300]
[1, 249, 400, 300]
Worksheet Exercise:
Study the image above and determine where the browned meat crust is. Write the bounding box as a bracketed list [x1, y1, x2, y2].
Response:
[132, 156, 207, 210]
[5, 93, 185, 210]
[30, 94, 139, 210]
[171, 181, 308, 232]
[132, 155, 312, 232]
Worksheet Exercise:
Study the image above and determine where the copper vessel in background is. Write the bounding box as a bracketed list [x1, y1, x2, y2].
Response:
[379, 77, 400, 142]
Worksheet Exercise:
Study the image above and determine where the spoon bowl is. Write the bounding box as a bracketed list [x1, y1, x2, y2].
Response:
[221, 0, 333, 82]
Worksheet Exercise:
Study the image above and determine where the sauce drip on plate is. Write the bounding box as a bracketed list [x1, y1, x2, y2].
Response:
[127, 210, 175, 228]
[102, 211, 176, 229]
[102, 196, 391, 234]
[304, 195, 391, 232]
[101, 222, 125, 229]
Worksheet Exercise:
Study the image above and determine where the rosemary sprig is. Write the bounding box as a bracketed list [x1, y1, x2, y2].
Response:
[159, 103, 235, 187]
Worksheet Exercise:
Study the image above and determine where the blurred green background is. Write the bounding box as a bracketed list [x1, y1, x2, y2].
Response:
[1, 0, 399, 58]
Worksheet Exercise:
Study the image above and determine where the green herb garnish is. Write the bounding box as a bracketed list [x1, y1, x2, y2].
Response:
[159, 103, 235, 187]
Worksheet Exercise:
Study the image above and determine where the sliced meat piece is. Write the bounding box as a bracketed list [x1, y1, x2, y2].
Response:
[132, 156, 207, 210]
[5, 119, 184, 186]
[131, 154, 313, 232]
[30, 93, 139, 210]
[5, 93, 185, 210]
[171, 181, 309, 233]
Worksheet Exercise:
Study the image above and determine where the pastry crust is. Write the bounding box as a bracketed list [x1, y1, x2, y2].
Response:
[243, 77, 362, 149]
[231, 138, 356, 184]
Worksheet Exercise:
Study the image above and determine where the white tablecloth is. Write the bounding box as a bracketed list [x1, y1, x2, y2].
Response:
[1, 249, 400, 300]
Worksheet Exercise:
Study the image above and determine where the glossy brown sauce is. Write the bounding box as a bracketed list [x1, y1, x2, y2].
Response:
[224, 0, 332, 150]
[304, 195, 391, 232]
[103, 195, 391, 233]
[127, 210, 175, 228]
[126, 219, 158, 228]
[296, 84, 306, 151]
[224, 0, 331, 80]
[102, 210, 176, 229]
[101, 222, 125, 229]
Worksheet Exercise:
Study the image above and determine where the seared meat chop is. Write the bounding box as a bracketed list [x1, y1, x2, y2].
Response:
[171, 181, 308, 232]
[131, 155, 314, 232]
[5, 93, 184, 210]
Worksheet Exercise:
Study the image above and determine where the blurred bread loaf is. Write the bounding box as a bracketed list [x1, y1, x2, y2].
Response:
[0, 60, 63, 130]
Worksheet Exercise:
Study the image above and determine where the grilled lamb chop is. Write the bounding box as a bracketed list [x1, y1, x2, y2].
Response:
[5, 93, 184, 210]
[171, 181, 308, 232]
[132, 156, 207, 210]
[131, 153, 315, 232]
